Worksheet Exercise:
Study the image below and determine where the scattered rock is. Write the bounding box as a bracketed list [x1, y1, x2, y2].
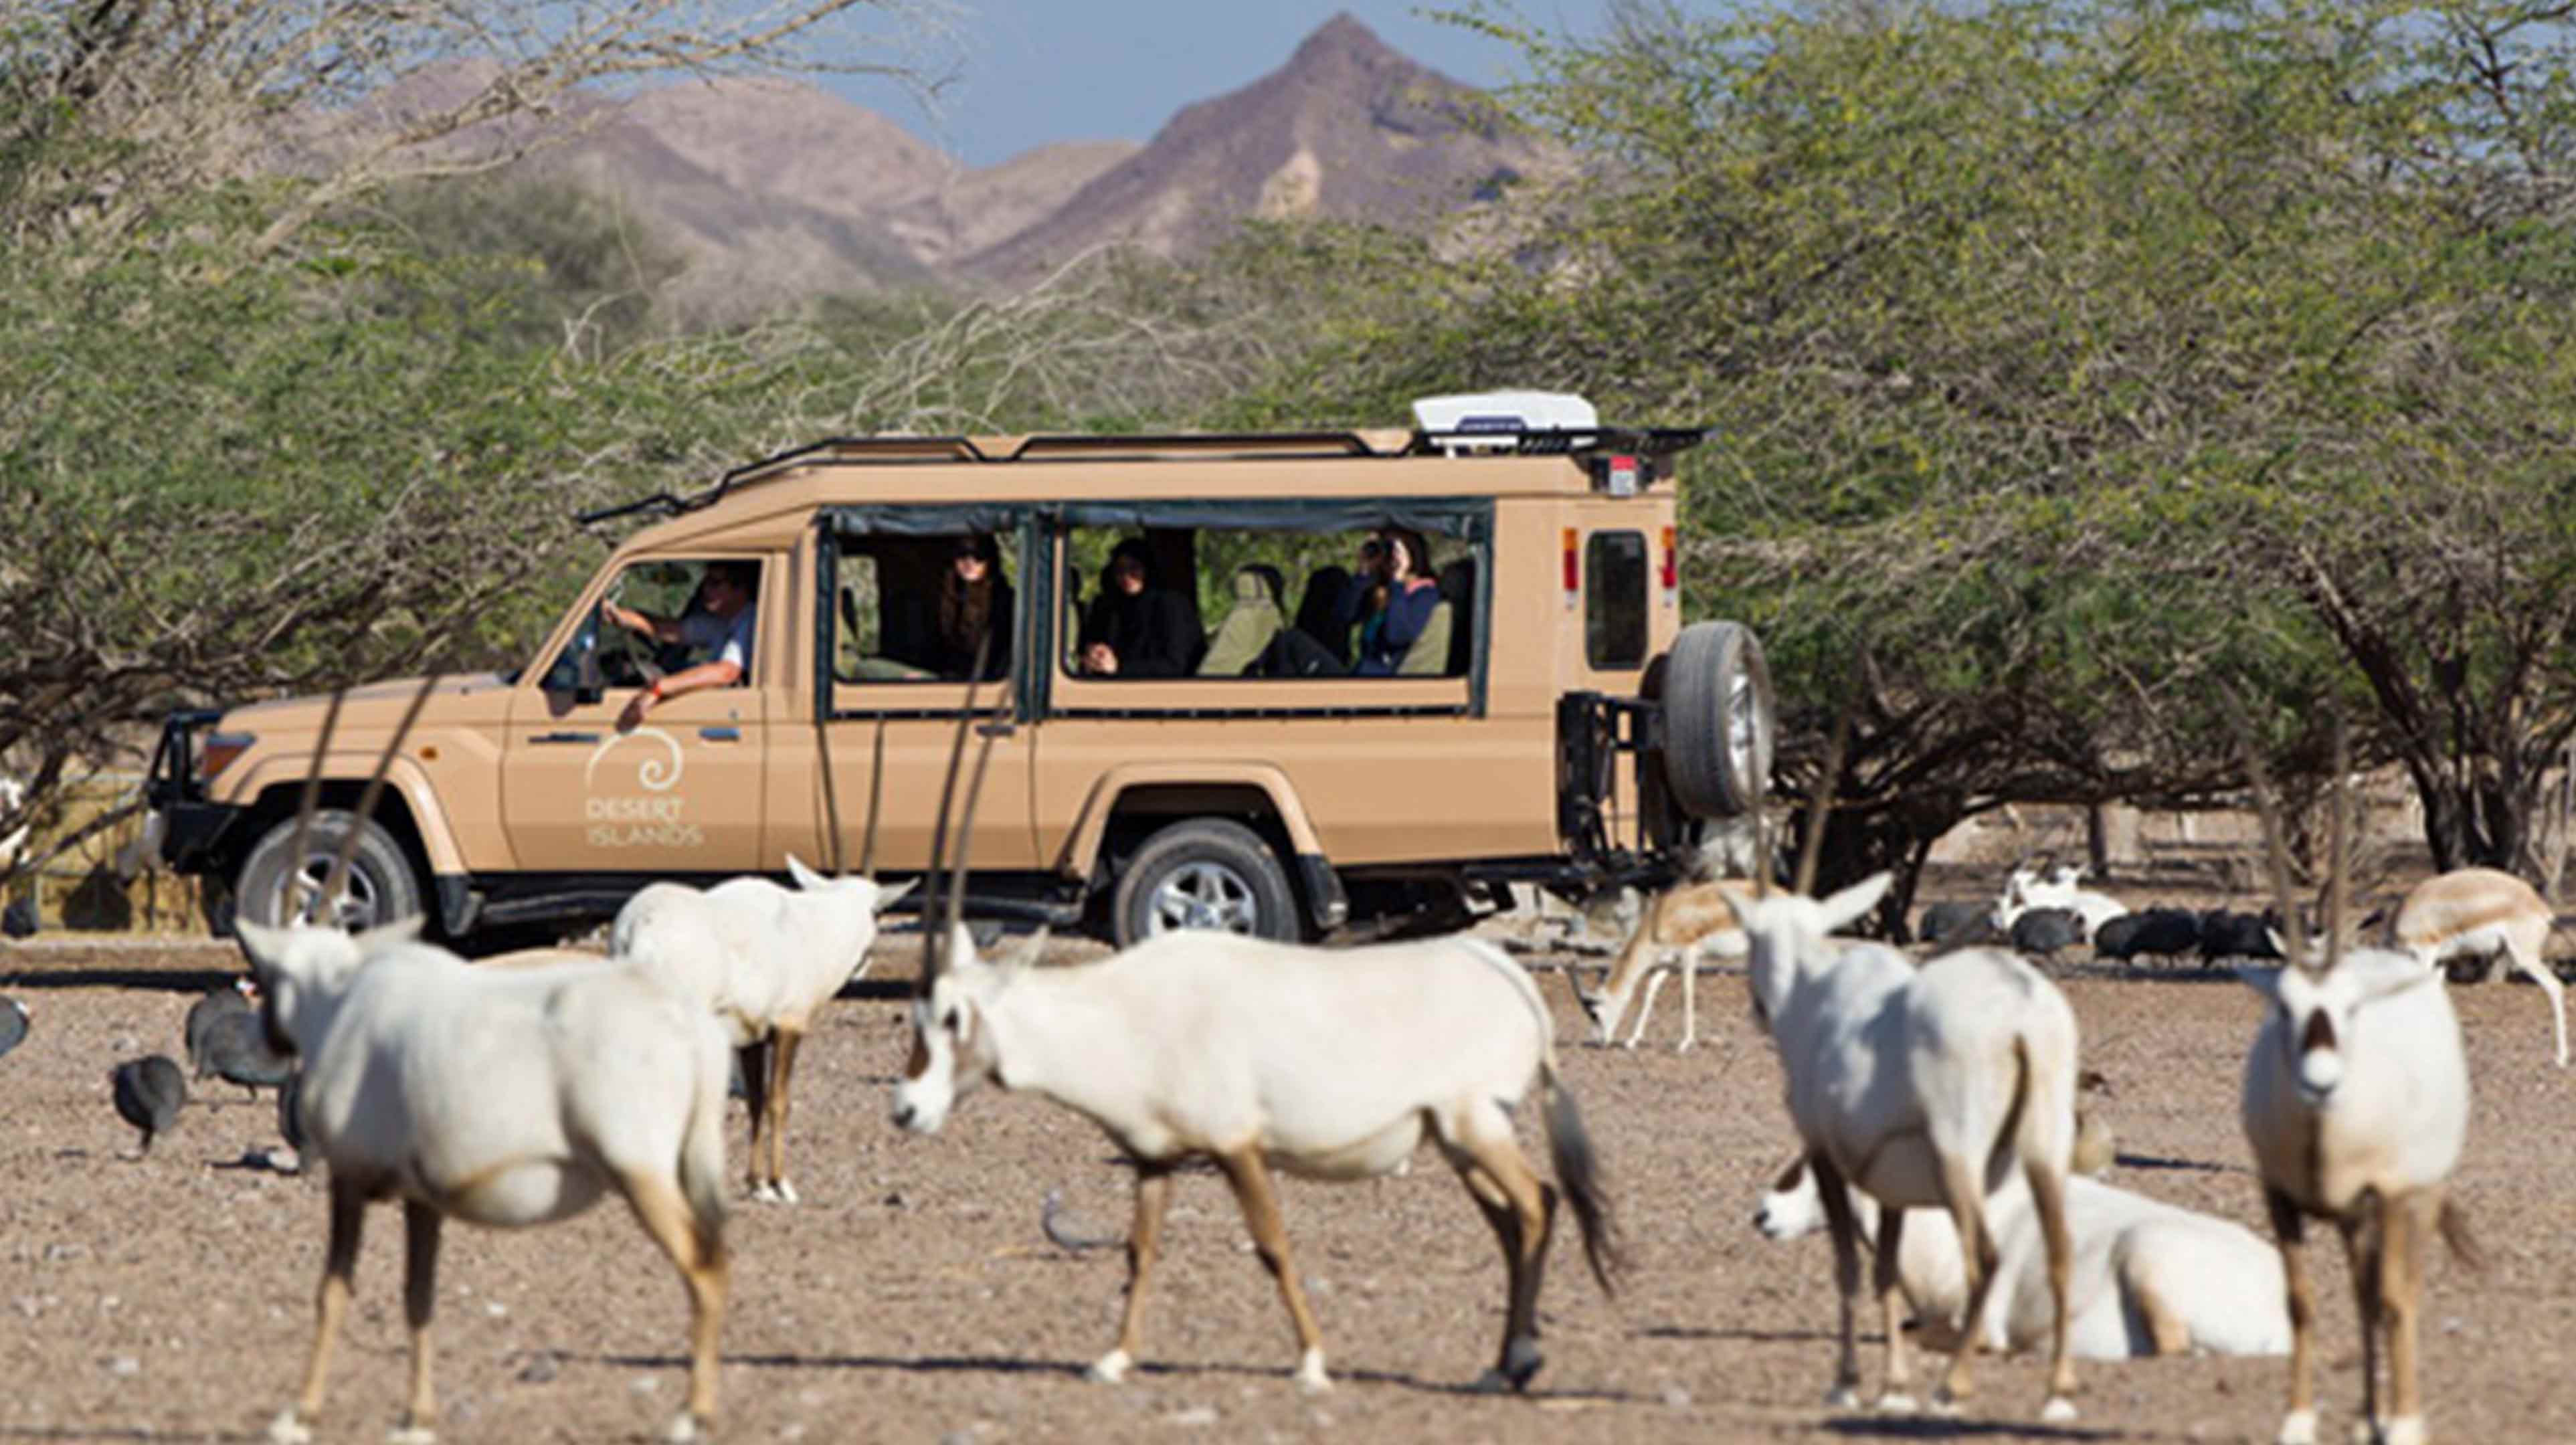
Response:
[1165, 1405, 1219, 1427]
[1660, 1385, 1692, 1410]
[515, 1353, 559, 1385]
[105, 1356, 139, 1377]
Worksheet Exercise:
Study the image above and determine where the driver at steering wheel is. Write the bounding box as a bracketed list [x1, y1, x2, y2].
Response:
[601, 560, 757, 731]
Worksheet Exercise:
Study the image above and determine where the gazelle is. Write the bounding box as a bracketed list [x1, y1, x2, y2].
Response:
[889, 671, 1623, 1393]
[2235, 723, 2476, 1445]
[244, 679, 734, 1445]
[1722, 714, 2084, 1422]
[2384, 866, 2568, 1068]
[1578, 876, 1753, 1051]
[1754, 1151, 2290, 1360]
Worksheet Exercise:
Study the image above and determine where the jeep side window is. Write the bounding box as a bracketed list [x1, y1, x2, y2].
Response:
[552, 559, 760, 692]
[834, 533, 1017, 683]
[1585, 531, 1648, 670]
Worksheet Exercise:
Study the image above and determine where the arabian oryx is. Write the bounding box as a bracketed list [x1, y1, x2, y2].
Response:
[241, 680, 735, 1444]
[2235, 725, 2477, 1445]
[889, 666, 1623, 1395]
[1725, 870, 2085, 1422]
[1755, 1151, 2290, 1360]
[612, 855, 916, 1202]
[2384, 866, 2569, 1068]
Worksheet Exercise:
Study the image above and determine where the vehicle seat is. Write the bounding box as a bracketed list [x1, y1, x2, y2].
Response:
[1438, 557, 1475, 676]
[1396, 598, 1453, 676]
[1198, 565, 1285, 676]
[1292, 565, 1356, 669]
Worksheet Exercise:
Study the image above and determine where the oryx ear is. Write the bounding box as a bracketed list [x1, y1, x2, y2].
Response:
[2351, 951, 2442, 1003]
[2236, 961, 2315, 1014]
[234, 919, 294, 973]
[786, 854, 829, 891]
[355, 914, 426, 953]
[1012, 927, 1052, 970]
[1819, 872, 1894, 934]
[872, 878, 920, 914]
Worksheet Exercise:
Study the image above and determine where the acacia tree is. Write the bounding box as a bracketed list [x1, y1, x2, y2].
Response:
[1228, 0, 2576, 921]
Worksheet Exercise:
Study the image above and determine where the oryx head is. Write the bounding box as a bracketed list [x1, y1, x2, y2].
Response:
[233, 914, 426, 1061]
[783, 852, 917, 984]
[1722, 695, 1880, 1030]
[1752, 1153, 1825, 1240]
[2239, 949, 2437, 1107]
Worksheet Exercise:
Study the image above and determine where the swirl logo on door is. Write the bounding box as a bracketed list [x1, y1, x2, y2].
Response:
[581, 727, 705, 849]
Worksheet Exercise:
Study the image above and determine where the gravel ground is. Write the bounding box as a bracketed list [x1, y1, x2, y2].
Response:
[2, 931, 2571, 1444]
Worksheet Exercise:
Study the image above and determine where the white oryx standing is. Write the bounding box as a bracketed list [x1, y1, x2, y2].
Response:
[240, 680, 735, 1445]
[2235, 728, 2477, 1445]
[612, 855, 916, 1202]
[889, 682, 1623, 1394]
[1728, 872, 2084, 1422]
[2383, 866, 2568, 1068]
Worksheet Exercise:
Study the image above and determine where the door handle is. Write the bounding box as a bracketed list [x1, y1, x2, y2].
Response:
[699, 727, 743, 742]
[532, 731, 601, 745]
[976, 720, 1016, 739]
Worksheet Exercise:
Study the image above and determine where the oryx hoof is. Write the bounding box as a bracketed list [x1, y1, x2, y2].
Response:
[267, 1409, 313, 1445]
[1086, 1349, 1133, 1385]
[664, 1411, 711, 1443]
[1472, 1336, 1542, 1393]
[2375, 1416, 2425, 1445]
[1824, 1385, 1863, 1410]
[773, 1177, 800, 1206]
[1926, 1389, 1966, 1418]
[385, 1423, 436, 1445]
[2040, 1395, 2079, 1424]
[1293, 1349, 1331, 1394]
[1874, 1392, 1919, 1415]
[2276, 1408, 2319, 1445]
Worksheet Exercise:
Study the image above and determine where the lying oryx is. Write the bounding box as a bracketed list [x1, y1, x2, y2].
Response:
[1728, 871, 2085, 1422]
[1755, 1153, 2289, 1359]
[614, 856, 915, 1202]
[238, 917, 733, 1445]
[893, 922, 1623, 1393]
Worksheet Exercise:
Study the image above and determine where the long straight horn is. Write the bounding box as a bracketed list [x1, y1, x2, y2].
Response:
[2325, 714, 2350, 972]
[816, 714, 846, 877]
[280, 687, 349, 923]
[314, 673, 442, 925]
[856, 718, 888, 876]
[919, 630, 994, 991]
[2227, 702, 2311, 967]
[1793, 694, 1855, 898]
[941, 632, 1006, 957]
[1751, 804, 1771, 900]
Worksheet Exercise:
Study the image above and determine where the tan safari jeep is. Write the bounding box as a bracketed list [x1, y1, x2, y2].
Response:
[149, 391, 1777, 949]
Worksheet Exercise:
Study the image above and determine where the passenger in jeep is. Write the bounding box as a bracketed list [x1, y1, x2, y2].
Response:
[1353, 528, 1440, 676]
[1077, 539, 1197, 678]
[933, 534, 1014, 680]
[606, 559, 757, 729]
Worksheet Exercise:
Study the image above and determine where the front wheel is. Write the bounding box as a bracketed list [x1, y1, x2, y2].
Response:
[234, 810, 424, 934]
[1111, 818, 1301, 948]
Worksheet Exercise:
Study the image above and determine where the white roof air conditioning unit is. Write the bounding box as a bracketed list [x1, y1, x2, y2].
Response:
[1411, 391, 1598, 456]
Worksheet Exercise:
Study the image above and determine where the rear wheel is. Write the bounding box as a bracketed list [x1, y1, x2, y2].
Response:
[1111, 818, 1301, 947]
[234, 810, 424, 933]
[1660, 620, 1775, 819]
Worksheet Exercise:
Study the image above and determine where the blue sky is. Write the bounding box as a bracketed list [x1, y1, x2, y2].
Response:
[834, 3, 1610, 168]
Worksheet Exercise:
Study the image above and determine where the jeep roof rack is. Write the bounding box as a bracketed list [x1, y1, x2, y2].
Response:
[575, 407, 1708, 528]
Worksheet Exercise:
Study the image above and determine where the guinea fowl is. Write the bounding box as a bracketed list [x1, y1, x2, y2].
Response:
[0, 995, 27, 1062]
[183, 981, 254, 1076]
[197, 1008, 292, 1098]
[111, 1055, 185, 1156]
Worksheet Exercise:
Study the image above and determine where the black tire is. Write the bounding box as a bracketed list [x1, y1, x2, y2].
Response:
[1660, 620, 1776, 819]
[234, 810, 424, 934]
[1111, 818, 1301, 948]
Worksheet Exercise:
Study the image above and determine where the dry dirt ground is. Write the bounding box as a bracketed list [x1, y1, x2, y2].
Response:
[3, 928, 2573, 1445]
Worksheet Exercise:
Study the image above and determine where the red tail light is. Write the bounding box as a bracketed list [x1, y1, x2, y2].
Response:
[1660, 524, 1679, 603]
[1562, 528, 1580, 608]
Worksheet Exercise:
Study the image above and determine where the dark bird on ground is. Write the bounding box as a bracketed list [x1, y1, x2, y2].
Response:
[0, 995, 27, 1061]
[1, 899, 33, 939]
[2198, 908, 2284, 964]
[197, 1008, 293, 1098]
[111, 1055, 185, 1155]
[2009, 905, 2086, 959]
[2092, 907, 2203, 962]
[183, 981, 254, 1075]
[1917, 900, 1993, 945]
